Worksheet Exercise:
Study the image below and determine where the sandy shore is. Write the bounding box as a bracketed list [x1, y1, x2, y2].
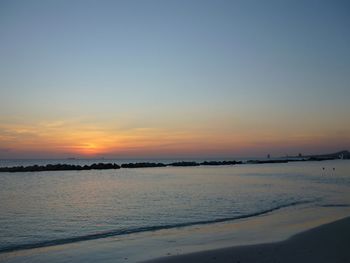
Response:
[144, 216, 350, 263]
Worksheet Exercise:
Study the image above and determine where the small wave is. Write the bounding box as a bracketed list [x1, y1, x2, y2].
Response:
[0, 200, 311, 254]
[320, 204, 350, 207]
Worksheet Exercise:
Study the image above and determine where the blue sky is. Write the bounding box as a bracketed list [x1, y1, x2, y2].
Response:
[0, 0, 349, 158]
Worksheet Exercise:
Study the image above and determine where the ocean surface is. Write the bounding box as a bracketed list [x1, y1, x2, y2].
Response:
[0, 159, 349, 254]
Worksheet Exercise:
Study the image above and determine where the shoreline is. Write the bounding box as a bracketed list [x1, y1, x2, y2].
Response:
[1, 205, 349, 263]
[0, 200, 311, 254]
[144, 216, 350, 263]
[1, 159, 349, 263]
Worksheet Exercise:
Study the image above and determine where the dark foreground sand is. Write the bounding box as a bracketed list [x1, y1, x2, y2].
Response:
[145, 216, 350, 263]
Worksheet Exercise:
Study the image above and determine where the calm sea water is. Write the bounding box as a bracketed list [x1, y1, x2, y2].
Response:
[0, 159, 349, 253]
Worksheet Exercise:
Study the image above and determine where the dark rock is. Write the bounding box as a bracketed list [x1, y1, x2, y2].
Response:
[0, 163, 121, 173]
[169, 161, 200, 167]
[121, 162, 166, 168]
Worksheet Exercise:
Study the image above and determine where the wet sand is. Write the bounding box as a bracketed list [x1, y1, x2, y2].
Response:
[145, 216, 350, 263]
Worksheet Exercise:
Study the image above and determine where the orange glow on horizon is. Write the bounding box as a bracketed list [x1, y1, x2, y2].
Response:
[0, 118, 349, 158]
[65, 143, 103, 156]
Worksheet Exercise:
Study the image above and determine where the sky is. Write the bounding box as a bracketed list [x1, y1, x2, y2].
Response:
[0, 0, 349, 159]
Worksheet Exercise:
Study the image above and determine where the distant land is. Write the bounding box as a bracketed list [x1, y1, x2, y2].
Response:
[287, 150, 350, 159]
[0, 150, 348, 173]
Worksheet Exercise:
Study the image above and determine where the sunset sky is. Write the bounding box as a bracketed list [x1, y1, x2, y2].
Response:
[1, 0, 349, 159]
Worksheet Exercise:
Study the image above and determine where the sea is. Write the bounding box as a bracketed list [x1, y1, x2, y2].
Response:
[0, 159, 349, 262]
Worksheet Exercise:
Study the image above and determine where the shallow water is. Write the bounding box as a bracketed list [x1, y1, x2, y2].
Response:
[0, 160, 349, 253]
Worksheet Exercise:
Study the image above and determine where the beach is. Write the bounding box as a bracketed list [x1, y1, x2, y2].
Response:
[1, 198, 349, 263]
[0, 160, 349, 262]
[1, 207, 349, 263]
[146, 216, 350, 263]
